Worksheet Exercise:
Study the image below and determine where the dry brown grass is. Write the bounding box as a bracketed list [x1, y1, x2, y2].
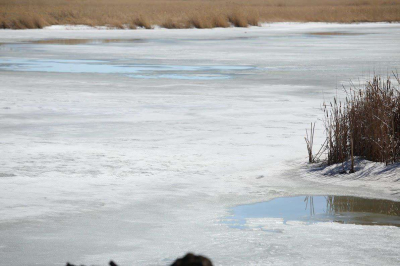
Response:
[324, 74, 400, 170]
[161, 19, 187, 29]
[1, 0, 400, 29]
[227, 11, 247, 27]
[132, 16, 152, 29]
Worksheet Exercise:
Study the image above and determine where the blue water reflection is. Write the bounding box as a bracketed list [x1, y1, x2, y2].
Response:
[225, 196, 400, 229]
[0, 58, 253, 80]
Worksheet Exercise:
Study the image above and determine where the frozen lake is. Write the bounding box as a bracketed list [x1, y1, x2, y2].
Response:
[1, 23, 400, 265]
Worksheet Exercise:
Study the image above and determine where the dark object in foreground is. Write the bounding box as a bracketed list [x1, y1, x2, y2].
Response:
[67, 261, 118, 266]
[66, 253, 212, 266]
[171, 253, 213, 266]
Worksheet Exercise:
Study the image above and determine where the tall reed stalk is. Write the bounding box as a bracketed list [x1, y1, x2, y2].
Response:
[305, 123, 316, 163]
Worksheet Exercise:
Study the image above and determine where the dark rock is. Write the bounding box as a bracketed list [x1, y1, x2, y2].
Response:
[66, 261, 118, 266]
[170, 253, 213, 266]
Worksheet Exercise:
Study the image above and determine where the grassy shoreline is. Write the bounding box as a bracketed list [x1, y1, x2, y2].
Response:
[1, 0, 400, 29]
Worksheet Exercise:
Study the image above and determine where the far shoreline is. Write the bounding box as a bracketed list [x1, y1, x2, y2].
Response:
[1, 21, 400, 32]
[2, 0, 400, 29]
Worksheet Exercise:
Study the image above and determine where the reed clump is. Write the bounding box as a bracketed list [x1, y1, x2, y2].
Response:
[189, 15, 214, 29]
[228, 11, 249, 27]
[212, 15, 230, 28]
[161, 19, 187, 29]
[324, 74, 400, 169]
[0, 15, 49, 29]
[132, 16, 152, 29]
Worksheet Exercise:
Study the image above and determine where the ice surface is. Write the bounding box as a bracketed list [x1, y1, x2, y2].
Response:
[0, 23, 400, 265]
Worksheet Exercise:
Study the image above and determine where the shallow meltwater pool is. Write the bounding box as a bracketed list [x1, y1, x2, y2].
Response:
[31, 38, 148, 45]
[225, 196, 400, 229]
[0, 58, 254, 80]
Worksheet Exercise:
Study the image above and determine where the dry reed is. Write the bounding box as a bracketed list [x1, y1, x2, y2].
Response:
[132, 16, 152, 29]
[323, 74, 400, 169]
[228, 11, 249, 27]
[1, 0, 400, 29]
[305, 123, 316, 163]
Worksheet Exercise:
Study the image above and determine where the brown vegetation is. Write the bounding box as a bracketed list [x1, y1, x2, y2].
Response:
[305, 123, 316, 163]
[324, 74, 400, 170]
[1, 0, 400, 29]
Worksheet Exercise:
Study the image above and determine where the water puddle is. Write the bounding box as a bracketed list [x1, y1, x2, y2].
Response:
[31, 38, 147, 45]
[306, 32, 366, 36]
[29, 37, 257, 45]
[0, 58, 254, 80]
[128, 74, 230, 80]
[225, 196, 400, 229]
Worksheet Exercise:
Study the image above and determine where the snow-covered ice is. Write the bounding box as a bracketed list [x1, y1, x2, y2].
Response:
[0, 23, 400, 265]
